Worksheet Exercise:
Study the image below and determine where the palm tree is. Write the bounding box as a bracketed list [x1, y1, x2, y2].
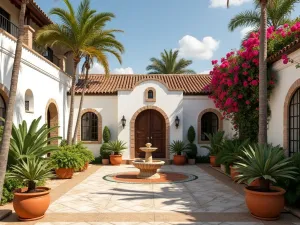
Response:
[36, 0, 117, 145]
[228, 0, 299, 32]
[0, 0, 29, 203]
[228, 0, 268, 144]
[72, 29, 124, 144]
[146, 49, 196, 74]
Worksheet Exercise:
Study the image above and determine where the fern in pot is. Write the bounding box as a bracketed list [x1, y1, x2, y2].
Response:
[170, 140, 189, 165]
[234, 144, 298, 220]
[201, 131, 224, 167]
[106, 140, 127, 165]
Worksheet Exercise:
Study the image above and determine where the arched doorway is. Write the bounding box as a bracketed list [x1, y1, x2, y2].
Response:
[135, 109, 166, 158]
[46, 101, 59, 146]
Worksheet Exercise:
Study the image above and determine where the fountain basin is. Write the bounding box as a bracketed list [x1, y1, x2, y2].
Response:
[132, 160, 165, 179]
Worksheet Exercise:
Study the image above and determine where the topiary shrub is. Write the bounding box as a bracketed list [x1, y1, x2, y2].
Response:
[187, 126, 196, 143]
[100, 143, 111, 159]
[103, 126, 111, 143]
[187, 126, 197, 159]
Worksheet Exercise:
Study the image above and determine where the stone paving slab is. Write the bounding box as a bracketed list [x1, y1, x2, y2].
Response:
[35, 222, 264, 225]
[48, 165, 246, 214]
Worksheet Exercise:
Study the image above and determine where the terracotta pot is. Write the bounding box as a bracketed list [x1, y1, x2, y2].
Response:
[188, 158, 196, 165]
[84, 162, 89, 170]
[244, 186, 286, 220]
[102, 159, 109, 165]
[13, 187, 50, 221]
[55, 168, 74, 179]
[110, 154, 122, 165]
[173, 155, 185, 165]
[209, 156, 218, 167]
[220, 164, 226, 173]
[230, 166, 239, 181]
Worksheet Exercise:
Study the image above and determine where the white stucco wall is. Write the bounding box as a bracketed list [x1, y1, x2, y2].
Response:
[118, 80, 183, 159]
[183, 96, 234, 156]
[268, 49, 300, 148]
[0, 30, 71, 139]
[72, 95, 118, 156]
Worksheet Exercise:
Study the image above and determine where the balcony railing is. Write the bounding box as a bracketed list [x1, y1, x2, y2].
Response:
[0, 14, 18, 38]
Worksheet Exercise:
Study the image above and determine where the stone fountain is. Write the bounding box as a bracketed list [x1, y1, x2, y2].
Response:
[132, 143, 165, 179]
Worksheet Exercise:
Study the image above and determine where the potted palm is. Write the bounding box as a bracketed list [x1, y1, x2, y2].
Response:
[106, 140, 127, 165]
[202, 131, 224, 167]
[8, 158, 53, 221]
[216, 138, 249, 179]
[51, 150, 84, 178]
[100, 143, 111, 165]
[234, 144, 298, 220]
[170, 140, 189, 165]
[186, 126, 197, 165]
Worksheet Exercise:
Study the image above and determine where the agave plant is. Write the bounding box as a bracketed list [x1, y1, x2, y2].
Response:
[105, 140, 127, 155]
[234, 144, 298, 192]
[9, 117, 61, 164]
[216, 138, 250, 166]
[201, 131, 224, 156]
[7, 158, 53, 193]
[169, 140, 189, 155]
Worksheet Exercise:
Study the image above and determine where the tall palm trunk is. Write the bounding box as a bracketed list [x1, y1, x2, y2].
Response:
[0, 1, 28, 202]
[258, 0, 268, 145]
[67, 59, 80, 145]
[72, 58, 90, 144]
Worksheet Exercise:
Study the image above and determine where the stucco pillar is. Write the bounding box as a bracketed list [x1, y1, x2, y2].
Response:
[58, 55, 67, 72]
[23, 25, 35, 49]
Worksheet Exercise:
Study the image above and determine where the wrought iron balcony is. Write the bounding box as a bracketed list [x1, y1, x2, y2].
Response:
[0, 14, 19, 38]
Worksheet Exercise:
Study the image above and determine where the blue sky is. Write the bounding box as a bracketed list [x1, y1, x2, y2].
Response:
[35, 0, 300, 74]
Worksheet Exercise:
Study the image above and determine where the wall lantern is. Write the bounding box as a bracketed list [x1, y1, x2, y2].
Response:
[121, 115, 126, 128]
[175, 116, 180, 129]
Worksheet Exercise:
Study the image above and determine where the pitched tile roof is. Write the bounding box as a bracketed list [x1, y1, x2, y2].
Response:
[267, 38, 300, 63]
[74, 74, 212, 95]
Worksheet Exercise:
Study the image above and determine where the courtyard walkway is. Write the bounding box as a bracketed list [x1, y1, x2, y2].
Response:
[1, 164, 300, 225]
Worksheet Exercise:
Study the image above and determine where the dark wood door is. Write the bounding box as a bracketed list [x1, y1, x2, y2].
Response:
[135, 110, 166, 158]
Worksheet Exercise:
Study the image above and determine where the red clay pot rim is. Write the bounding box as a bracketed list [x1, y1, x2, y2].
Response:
[244, 186, 286, 196]
[209, 155, 216, 158]
[110, 154, 122, 157]
[14, 186, 51, 196]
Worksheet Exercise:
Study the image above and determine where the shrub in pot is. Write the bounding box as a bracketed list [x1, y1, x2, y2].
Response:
[170, 140, 189, 165]
[201, 131, 224, 167]
[71, 143, 95, 171]
[51, 150, 84, 178]
[100, 143, 111, 165]
[186, 126, 197, 165]
[106, 140, 127, 165]
[216, 138, 249, 179]
[8, 158, 53, 221]
[235, 144, 298, 220]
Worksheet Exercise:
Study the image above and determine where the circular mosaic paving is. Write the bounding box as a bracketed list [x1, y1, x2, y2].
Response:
[103, 171, 198, 184]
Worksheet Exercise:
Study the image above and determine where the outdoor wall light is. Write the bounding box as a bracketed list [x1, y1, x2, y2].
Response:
[121, 115, 126, 129]
[175, 116, 180, 129]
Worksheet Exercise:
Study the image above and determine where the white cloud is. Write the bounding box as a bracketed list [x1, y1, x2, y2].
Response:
[89, 63, 105, 74]
[112, 67, 134, 74]
[177, 35, 220, 60]
[209, 0, 251, 8]
[240, 26, 255, 39]
[199, 70, 211, 74]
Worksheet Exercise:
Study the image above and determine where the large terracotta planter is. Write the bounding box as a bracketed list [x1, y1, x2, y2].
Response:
[102, 159, 109, 165]
[110, 154, 122, 165]
[244, 186, 286, 220]
[188, 158, 196, 165]
[173, 155, 185, 165]
[78, 162, 89, 172]
[13, 187, 50, 221]
[230, 166, 239, 181]
[209, 156, 218, 167]
[55, 168, 74, 179]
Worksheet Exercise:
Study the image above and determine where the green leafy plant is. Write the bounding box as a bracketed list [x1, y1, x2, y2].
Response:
[103, 126, 111, 143]
[60, 139, 68, 147]
[70, 142, 95, 163]
[1, 174, 23, 205]
[201, 131, 224, 156]
[9, 117, 61, 165]
[170, 140, 189, 155]
[100, 143, 111, 159]
[51, 150, 84, 170]
[234, 144, 298, 192]
[196, 154, 210, 164]
[187, 126, 196, 143]
[187, 126, 197, 159]
[216, 138, 250, 166]
[105, 140, 127, 155]
[7, 158, 53, 193]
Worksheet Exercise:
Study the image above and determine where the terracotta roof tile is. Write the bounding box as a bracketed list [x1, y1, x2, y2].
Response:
[75, 74, 211, 95]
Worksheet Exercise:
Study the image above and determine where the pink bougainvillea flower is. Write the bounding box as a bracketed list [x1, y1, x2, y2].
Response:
[251, 80, 258, 86]
[246, 100, 250, 105]
[238, 94, 243, 99]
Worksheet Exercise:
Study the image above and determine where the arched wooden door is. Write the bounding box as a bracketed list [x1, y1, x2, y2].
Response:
[135, 109, 166, 158]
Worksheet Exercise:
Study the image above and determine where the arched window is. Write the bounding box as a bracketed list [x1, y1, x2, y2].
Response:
[148, 90, 154, 99]
[25, 89, 34, 112]
[81, 112, 98, 141]
[145, 87, 156, 102]
[0, 94, 6, 126]
[201, 112, 219, 141]
[289, 88, 300, 156]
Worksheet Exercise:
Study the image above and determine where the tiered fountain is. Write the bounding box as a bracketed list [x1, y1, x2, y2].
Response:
[132, 143, 165, 179]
